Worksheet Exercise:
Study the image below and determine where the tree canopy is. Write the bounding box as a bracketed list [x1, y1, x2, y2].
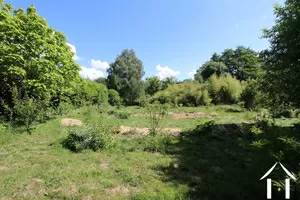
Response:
[106, 49, 145, 105]
[261, 0, 300, 109]
[145, 76, 163, 96]
[195, 46, 261, 82]
[194, 61, 227, 82]
[0, 2, 80, 108]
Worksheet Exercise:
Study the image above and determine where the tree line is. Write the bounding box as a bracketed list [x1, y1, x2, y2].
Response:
[0, 0, 299, 126]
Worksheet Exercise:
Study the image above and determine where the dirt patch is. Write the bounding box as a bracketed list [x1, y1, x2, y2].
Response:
[170, 112, 206, 119]
[160, 128, 181, 136]
[60, 118, 83, 126]
[32, 178, 43, 183]
[82, 196, 93, 200]
[119, 126, 149, 136]
[134, 112, 219, 119]
[118, 126, 181, 136]
[64, 166, 73, 171]
[105, 186, 130, 196]
[70, 184, 77, 193]
[209, 112, 219, 117]
[0, 166, 9, 171]
[100, 161, 109, 169]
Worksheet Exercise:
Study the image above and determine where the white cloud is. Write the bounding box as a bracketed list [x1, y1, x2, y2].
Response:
[79, 66, 104, 80]
[67, 43, 82, 61]
[91, 59, 109, 70]
[156, 65, 180, 80]
[188, 69, 197, 78]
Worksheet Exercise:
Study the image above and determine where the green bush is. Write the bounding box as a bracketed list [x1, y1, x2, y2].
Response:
[108, 110, 131, 119]
[10, 89, 48, 134]
[55, 102, 73, 116]
[62, 125, 115, 153]
[207, 74, 242, 104]
[146, 102, 169, 135]
[195, 120, 215, 133]
[68, 79, 108, 107]
[153, 83, 211, 107]
[136, 95, 150, 107]
[240, 79, 258, 110]
[108, 89, 122, 106]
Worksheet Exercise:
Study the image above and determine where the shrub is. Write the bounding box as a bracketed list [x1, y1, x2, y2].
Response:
[63, 125, 115, 153]
[153, 83, 211, 107]
[146, 102, 169, 135]
[240, 79, 258, 110]
[108, 89, 122, 106]
[136, 95, 150, 107]
[207, 74, 243, 104]
[108, 110, 131, 119]
[11, 89, 47, 134]
[55, 102, 73, 116]
[68, 79, 108, 107]
[195, 120, 215, 133]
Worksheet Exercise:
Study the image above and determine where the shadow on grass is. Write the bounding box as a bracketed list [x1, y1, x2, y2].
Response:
[159, 122, 300, 200]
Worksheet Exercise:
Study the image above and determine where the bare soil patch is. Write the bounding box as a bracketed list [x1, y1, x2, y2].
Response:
[60, 118, 83, 126]
[169, 112, 206, 119]
[0, 166, 9, 171]
[118, 126, 181, 136]
[105, 186, 130, 196]
[134, 112, 219, 119]
[100, 161, 109, 169]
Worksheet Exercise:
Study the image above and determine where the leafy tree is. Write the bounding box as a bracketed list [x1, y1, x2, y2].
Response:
[194, 72, 204, 83]
[94, 77, 106, 85]
[218, 46, 261, 80]
[0, 3, 80, 111]
[161, 76, 178, 89]
[68, 79, 108, 107]
[261, 0, 300, 109]
[194, 61, 228, 81]
[211, 53, 221, 62]
[107, 49, 144, 105]
[202, 47, 261, 81]
[108, 89, 121, 106]
[241, 79, 259, 110]
[181, 79, 198, 84]
[145, 76, 162, 96]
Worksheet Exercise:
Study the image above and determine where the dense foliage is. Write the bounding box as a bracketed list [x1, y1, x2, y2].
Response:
[107, 49, 145, 105]
[153, 83, 211, 106]
[63, 125, 115, 152]
[260, 0, 300, 111]
[0, 3, 80, 112]
[108, 89, 121, 106]
[144, 76, 163, 96]
[195, 46, 261, 82]
[195, 61, 227, 82]
[207, 74, 243, 105]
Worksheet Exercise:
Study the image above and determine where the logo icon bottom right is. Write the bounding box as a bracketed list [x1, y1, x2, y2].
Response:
[260, 162, 297, 199]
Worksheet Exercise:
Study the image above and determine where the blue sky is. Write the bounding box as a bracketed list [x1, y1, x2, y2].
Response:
[9, 0, 282, 80]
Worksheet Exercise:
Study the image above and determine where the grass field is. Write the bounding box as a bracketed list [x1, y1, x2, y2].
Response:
[1, 105, 300, 200]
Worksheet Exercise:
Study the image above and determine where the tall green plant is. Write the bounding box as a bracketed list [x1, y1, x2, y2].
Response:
[146, 102, 169, 135]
